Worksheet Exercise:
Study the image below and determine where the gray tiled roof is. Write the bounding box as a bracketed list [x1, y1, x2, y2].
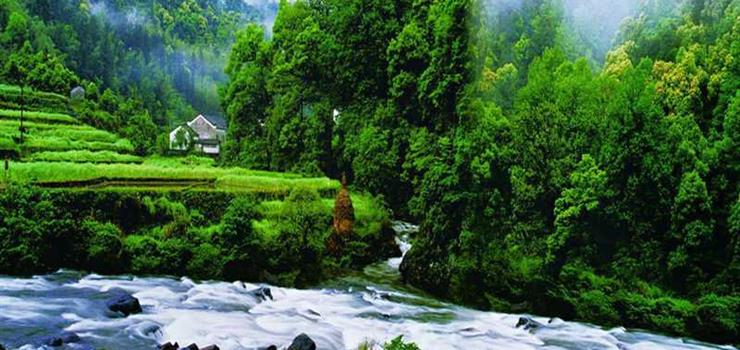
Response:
[202, 115, 227, 130]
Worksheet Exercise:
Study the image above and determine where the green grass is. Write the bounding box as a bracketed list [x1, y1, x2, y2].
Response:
[22, 136, 134, 153]
[0, 136, 18, 152]
[253, 193, 388, 238]
[24, 151, 143, 164]
[215, 174, 338, 193]
[0, 120, 95, 131]
[8, 161, 340, 194]
[33, 128, 119, 143]
[0, 85, 69, 113]
[0, 84, 67, 100]
[0, 124, 119, 143]
[0, 109, 78, 124]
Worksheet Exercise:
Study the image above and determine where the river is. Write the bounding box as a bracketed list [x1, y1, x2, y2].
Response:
[0, 222, 736, 350]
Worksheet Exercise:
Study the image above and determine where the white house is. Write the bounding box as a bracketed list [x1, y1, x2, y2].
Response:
[169, 114, 227, 155]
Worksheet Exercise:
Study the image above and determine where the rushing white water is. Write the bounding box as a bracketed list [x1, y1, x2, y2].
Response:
[0, 222, 736, 350]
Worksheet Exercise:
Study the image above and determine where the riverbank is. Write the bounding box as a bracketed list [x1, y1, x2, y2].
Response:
[0, 223, 735, 350]
[0, 182, 398, 287]
[400, 242, 740, 347]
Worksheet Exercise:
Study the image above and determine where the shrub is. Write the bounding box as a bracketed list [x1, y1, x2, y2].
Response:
[217, 195, 262, 280]
[383, 336, 421, 350]
[279, 188, 328, 286]
[692, 294, 739, 344]
[83, 220, 123, 274]
[124, 235, 164, 274]
[0, 185, 78, 274]
[574, 290, 621, 326]
[187, 243, 224, 280]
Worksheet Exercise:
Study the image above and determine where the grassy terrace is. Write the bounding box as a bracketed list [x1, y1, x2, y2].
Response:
[0, 109, 78, 124]
[0, 84, 69, 112]
[7, 157, 340, 195]
[24, 150, 143, 164]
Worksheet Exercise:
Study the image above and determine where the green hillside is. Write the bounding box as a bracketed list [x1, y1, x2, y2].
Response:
[0, 84, 340, 196]
[0, 85, 135, 160]
[0, 85, 393, 287]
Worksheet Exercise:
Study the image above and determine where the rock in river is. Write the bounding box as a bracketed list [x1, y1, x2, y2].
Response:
[159, 342, 179, 350]
[106, 289, 142, 316]
[44, 331, 81, 347]
[249, 286, 273, 301]
[516, 316, 545, 331]
[287, 334, 316, 350]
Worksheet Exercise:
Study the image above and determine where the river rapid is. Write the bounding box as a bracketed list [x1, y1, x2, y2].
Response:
[0, 222, 736, 350]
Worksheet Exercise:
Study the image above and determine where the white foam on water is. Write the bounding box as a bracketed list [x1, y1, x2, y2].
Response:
[0, 223, 736, 350]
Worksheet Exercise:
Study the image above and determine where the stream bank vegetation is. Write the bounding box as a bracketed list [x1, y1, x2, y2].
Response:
[0, 182, 396, 288]
[217, 0, 739, 345]
[0, 0, 738, 346]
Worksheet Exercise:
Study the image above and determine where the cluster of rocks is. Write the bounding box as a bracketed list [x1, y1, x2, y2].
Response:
[15, 288, 319, 350]
[159, 333, 316, 350]
[159, 342, 220, 350]
[515, 317, 632, 350]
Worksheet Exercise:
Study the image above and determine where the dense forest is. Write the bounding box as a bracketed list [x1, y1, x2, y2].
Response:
[220, 0, 739, 344]
[0, 0, 276, 154]
[0, 0, 738, 346]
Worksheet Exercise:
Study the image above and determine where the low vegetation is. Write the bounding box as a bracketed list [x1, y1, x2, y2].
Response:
[0, 109, 78, 124]
[0, 184, 395, 288]
[0, 85, 69, 113]
[24, 151, 142, 164]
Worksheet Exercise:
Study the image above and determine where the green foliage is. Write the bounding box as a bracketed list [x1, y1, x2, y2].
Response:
[271, 188, 327, 286]
[391, 1, 740, 344]
[187, 242, 223, 280]
[693, 294, 740, 344]
[0, 109, 78, 124]
[25, 151, 142, 164]
[216, 195, 262, 280]
[83, 220, 123, 274]
[383, 336, 421, 350]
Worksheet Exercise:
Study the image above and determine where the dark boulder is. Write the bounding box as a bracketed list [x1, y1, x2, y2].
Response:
[159, 342, 179, 350]
[287, 334, 316, 350]
[179, 344, 199, 350]
[45, 331, 81, 347]
[201, 346, 220, 350]
[107, 290, 142, 316]
[516, 317, 545, 331]
[261, 346, 277, 350]
[249, 287, 273, 301]
[0, 343, 5, 350]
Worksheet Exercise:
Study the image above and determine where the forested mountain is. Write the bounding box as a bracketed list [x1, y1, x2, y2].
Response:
[0, 0, 277, 153]
[221, 0, 739, 343]
[1, 0, 737, 345]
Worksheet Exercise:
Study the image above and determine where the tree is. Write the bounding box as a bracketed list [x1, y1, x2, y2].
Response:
[122, 113, 159, 156]
[547, 154, 613, 272]
[217, 196, 262, 280]
[668, 170, 714, 289]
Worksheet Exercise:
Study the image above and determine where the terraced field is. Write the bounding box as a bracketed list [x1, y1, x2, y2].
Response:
[0, 87, 135, 159]
[0, 85, 343, 199]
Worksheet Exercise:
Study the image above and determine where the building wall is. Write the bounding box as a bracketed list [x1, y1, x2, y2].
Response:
[170, 115, 224, 155]
[202, 144, 220, 155]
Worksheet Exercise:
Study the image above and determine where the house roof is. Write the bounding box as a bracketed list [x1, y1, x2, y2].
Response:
[200, 114, 227, 130]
